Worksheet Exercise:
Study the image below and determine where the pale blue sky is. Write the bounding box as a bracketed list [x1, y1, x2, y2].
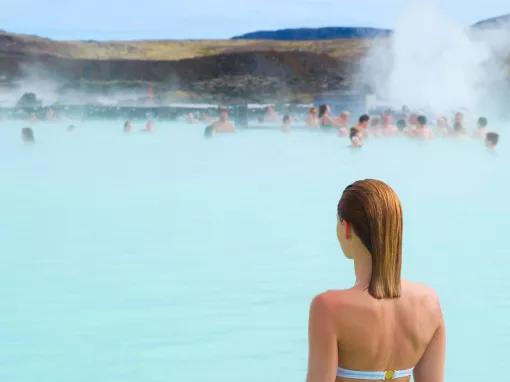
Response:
[0, 0, 508, 40]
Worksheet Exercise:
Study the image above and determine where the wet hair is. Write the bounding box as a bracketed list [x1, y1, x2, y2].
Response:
[350, 127, 360, 139]
[359, 114, 370, 124]
[417, 115, 427, 126]
[283, 115, 291, 123]
[338, 179, 403, 299]
[478, 117, 488, 128]
[486, 132, 499, 146]
[396, 119, 407, 130]
[454, 122, 464, 132]
[309, 107, 317, 114]
[203, 125, 214, 139]
[21, 127, 35, 143]
[318, 104, 328, 119]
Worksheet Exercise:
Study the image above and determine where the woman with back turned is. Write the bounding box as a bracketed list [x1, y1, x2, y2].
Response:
[319, 104, 339, 130]
[307, 179, 445, 382]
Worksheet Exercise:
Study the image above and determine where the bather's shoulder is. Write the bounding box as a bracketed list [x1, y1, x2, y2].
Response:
[310, 289, 356, 312]
[402, 280, 442, 311]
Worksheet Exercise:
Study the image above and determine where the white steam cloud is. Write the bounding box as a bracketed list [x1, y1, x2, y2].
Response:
[363, 0, 509, 115]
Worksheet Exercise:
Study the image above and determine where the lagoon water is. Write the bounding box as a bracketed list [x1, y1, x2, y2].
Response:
[0, 119, 508, 382]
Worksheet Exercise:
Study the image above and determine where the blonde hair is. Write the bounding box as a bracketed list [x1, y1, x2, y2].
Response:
[338, 179, 403, 299]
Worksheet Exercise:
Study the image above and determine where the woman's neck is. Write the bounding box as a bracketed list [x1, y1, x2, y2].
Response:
[353, 249, 372, 290]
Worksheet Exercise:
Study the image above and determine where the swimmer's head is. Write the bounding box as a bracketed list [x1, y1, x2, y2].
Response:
[437, 116, 447, 128]
[396, 119, 406, 131]
[21, 127, 35, 143]
[204, 125, 215, 139]
[478, 117, 488, 129]
[339, 111, 350, 123]
[349, 128, 362, 147]
[417, 115, 427, 127]
[283, 115, 291, 124]
[453, 121, 464, 132]
[318, 104, 330, 119]
[455, 112, 464, 123]
[219, 107, 229, 121]
[358, 114, 370, 129]
[485, 132, 499, 149]
[337, 179, 403, 299]
[309, 107, 317, 115]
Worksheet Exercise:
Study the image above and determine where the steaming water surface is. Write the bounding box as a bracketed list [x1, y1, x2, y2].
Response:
[0, 120, 509, 382]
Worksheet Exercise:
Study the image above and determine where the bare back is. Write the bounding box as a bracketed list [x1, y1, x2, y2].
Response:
[212, 121, 235, 133]
[307, 280, 445, 382]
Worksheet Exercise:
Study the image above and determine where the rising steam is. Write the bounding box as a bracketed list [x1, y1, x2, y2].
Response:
[362, 0, 509, 115]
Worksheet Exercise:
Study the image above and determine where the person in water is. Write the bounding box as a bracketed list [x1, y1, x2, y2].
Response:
[355, 114, 370, 138]
[381, 113, 397, 137]
[336, 111, 350, 136]
[306, 107, 319, 128]
[263, 105, 279, 123]
[21, 127, 35, 144]
[396, 119, 407, 134]
[319, 104, 338, 129]
[454, 111, 464, 126]
[435, 116, 450, 137]
[203, 125, 215, 139]
[67, 124, 76, 132]
[452, 121, 467, 138]
[142, 119, 154, 133]
[473, 117, 488, 139]
[46, 108, 57, 121]
[348, 128, 363, 148]
[306, 179, 445, 382]
[413, 115, 433, 139]
[407, 113, 418, 130]
[282, 115, 292, 133]
[485, 132, 499, 150]
[124, 120, 133, 134]
[211, 108, 235, 133]
[452, 112, 465, 136]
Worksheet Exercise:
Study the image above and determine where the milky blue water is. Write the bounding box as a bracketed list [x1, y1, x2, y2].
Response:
[0, 120, 508, 382]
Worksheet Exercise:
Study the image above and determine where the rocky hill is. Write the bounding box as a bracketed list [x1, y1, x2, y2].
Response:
[0, 30, 378, 103]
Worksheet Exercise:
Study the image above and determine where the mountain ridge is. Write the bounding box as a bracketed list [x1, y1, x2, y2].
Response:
[232, 27, 392, 40]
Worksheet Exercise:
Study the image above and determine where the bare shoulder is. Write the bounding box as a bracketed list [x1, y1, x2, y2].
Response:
[402, 280, 442, 313]
[310, 289, 357, 313]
